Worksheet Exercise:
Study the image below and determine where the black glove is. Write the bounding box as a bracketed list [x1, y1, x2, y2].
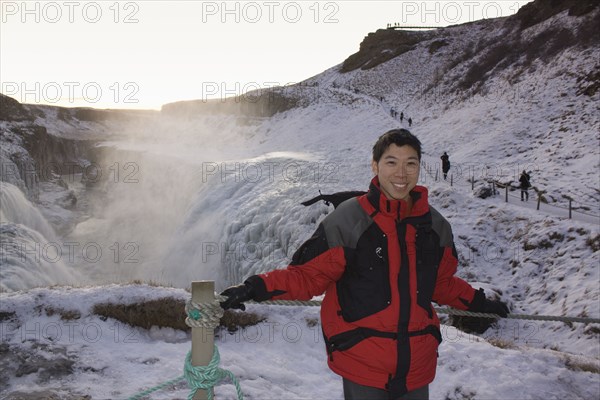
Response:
[481, 298, 509, 318]
[220, 282, 255, 311]
[469, 288, 510, 318]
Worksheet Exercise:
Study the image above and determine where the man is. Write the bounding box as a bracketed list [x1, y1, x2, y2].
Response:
[519, 170, 531, 201]
[220, 129, 509, 400]
[441, 152, 450, 180]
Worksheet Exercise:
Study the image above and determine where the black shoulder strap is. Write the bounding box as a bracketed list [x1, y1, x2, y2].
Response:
[301, 191, 367, 209]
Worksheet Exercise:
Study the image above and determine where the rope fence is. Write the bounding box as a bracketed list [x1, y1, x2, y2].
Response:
[258, 299, 600, 324]
[125, 283, 600, 400]
[420, 160, 600, 223]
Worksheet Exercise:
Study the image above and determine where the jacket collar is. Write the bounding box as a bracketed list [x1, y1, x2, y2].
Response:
[366, 177, 429, 220]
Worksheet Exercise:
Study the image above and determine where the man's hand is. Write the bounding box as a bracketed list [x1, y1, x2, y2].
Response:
[469, 288, 510, 318]
[220, 282, 255, 311]
[481, 298, 509, 318]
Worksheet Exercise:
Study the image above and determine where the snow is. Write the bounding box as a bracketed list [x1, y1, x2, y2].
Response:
[1, 285, 599, 399]
[1, 7, 600, 400]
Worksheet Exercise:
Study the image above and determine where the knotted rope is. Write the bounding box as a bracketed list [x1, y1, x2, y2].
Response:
[183, 345, 243, 400]
[126, 296, 242, 400]
[185, 297, 225, 329]
[183, 297, 243, 400]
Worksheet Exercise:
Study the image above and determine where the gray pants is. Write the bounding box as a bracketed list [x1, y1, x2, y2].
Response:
[343, 379, 429, 400]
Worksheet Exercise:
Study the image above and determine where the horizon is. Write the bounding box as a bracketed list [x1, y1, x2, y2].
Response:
[1, 0, 533, 110]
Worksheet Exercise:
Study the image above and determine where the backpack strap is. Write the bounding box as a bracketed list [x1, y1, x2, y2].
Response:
[301, 191, 367, 209]
[300, 190, 326, 207]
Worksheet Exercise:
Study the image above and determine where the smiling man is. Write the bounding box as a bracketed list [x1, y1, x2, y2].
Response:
[371, 134, 421, 204]
[220, 129, 509, 400]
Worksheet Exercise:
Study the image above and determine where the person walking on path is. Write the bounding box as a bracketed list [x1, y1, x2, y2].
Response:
[408, 117, 413, 127]
[441, 152, 450, 180]
[519, 170, 531, 201]
[220, 129, 509, 400]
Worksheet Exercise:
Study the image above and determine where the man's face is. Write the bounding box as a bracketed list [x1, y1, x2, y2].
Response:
[371, 144, 420, 202]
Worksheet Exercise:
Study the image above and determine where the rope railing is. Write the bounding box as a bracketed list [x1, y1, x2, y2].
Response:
[125, 283, 600, 399]
[258, 299, 600, 324]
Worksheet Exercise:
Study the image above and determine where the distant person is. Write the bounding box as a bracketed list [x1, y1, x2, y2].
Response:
[220, 129, 509, 400]
[441, 152, 450, 180]
[400, 112, 404, 123]
[408, 117, 413, 127]
[519, 170, 531, 201]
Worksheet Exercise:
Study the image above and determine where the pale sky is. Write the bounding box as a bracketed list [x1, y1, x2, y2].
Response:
[1, 0, 533, 109]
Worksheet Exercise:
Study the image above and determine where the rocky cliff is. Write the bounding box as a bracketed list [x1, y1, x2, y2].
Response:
[160, 87, 299, 118]
[0, 94, 161, 201]
[341, 0, 599, 75]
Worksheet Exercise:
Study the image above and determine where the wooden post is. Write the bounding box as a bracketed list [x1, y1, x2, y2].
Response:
[435, 169, 438, 181]
[450, 174, 453, 187]
[505, 185, 508, 203]
[470, 165, 474, 187]
[569, 200, 572, 219]
[191, 281, 215, 400]
[537, 193, 542, 211]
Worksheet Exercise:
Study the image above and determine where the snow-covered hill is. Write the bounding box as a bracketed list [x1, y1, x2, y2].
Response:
[1, 0, 599, 398]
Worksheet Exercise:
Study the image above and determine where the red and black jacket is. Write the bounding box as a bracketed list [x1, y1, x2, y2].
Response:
[247, 178, 478, 396]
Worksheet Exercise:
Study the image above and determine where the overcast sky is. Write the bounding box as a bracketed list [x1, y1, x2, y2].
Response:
[1, 0, 533, 109]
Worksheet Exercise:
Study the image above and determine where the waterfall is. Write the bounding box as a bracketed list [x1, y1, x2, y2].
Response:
[0, 223, 83, 292]
[0, 181, 55, 240]
[0, 182, 82, 292]
[161, 154, 332, 290]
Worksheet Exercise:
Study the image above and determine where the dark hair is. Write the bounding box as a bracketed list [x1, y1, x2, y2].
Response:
[372, 129, 422, 162]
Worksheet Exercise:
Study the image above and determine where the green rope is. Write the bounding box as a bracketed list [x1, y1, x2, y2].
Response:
[126, 375, 184, 400]
[188, 308, 202, 321]
[125, 346, 243, 400]
[183, 346, 244, 400]
[127, 346, 244, 400]
[126, 298, 242, 400]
